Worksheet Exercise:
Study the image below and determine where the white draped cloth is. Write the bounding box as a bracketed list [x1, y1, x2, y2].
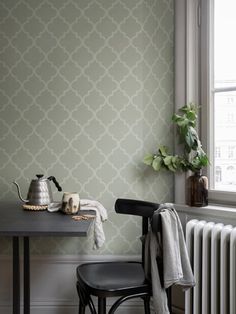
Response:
[80, 199, 108, 249]
[144, 203, 195, 313]
[47, 199, 108, 249]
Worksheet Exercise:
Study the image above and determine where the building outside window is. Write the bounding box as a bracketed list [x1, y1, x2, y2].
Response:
[215, 146, 221, 158]
[228, 146, 235, 159]
[215, 166, 222, 183]
[227, 113, 235, 124]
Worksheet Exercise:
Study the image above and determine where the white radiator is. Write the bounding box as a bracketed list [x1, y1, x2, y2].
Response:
[185, 219, 236, 314]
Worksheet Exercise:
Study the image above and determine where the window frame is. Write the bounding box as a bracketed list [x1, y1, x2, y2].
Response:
[175, 0, 236, 205]
[175, 0, 202, 204]
[201, 0, 236, 204]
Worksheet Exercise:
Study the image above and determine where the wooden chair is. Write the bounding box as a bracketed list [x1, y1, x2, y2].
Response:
[76, 198, 172, 314]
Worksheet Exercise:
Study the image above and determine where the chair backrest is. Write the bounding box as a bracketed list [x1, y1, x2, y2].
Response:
[115, 198, 158, 218]
[115, 198, 159, 263]
[115, 199, 172, 313]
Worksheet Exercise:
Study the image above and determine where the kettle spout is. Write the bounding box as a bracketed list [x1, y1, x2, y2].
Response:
[13, 181, 28, 203]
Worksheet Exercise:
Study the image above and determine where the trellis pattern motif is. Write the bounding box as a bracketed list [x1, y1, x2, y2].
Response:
[0, 0, 174, 254]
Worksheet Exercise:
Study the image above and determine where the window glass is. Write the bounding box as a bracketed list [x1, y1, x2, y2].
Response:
[209, 1, 236, 194]
[214, 0, 236, 89]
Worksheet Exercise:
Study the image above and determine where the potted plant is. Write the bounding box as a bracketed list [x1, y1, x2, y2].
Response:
[143, 103, 209, 206]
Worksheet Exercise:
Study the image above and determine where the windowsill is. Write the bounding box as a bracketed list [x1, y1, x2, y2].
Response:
[175, 203, 236, 219]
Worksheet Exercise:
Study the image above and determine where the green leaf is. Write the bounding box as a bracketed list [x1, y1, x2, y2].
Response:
[185, 129, 196, 148]
[184, 132, 192, 147]
[143, 103, 209, 174]
[179, 105, 189, 113]
[152, 156, 162, 171]
[159, 145, 169, 156]
[176, 118, 189, 127]
[171, 156, 179, 169]
[198, 154, 209, 166]
[167, 164, 176, 172]
[186, 110, 197, 121]
[164, 155, 172, 166]
[143, 154, 154, 166]
[172, 114, 182, 122]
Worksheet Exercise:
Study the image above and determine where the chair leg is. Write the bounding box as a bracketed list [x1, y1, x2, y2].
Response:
[143, 295, 150, 314]
[98, 297, 106, 314]
[109, 293, 150, 314]
[77, 281, 97, 314]
[78, 298, 97, 314]
[88, 298, 97, 314]
[79, 301, 86, 314]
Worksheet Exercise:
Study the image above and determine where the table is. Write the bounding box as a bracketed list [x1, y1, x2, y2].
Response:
[0, 201, 95, 314]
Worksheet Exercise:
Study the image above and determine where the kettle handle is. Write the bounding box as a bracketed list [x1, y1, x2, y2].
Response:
[48, 176, 62, 192]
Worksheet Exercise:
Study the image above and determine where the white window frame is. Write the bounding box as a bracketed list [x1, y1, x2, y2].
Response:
[175, 0, 236, 205]
[174, 0, 201, 204]
[201, 0, 236, 204]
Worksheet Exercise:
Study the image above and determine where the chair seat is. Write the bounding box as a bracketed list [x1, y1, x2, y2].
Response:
[77, 261, 151, 297]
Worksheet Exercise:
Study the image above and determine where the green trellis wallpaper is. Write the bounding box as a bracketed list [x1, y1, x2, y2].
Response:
[0, 0, 174, 255]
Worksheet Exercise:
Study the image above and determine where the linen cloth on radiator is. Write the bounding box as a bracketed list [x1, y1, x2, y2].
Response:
[144, 203, 195, 314]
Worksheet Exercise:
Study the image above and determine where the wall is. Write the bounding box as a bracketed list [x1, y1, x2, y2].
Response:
[0, 1, 174, 312]
[0, 0, 174, 256]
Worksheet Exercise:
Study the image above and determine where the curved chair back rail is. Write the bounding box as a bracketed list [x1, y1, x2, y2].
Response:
[76, 198, 172, 314]
[115, 198, 158, 217]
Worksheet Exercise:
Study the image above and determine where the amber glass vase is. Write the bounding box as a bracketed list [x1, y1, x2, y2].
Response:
[186, 170, 208, 207]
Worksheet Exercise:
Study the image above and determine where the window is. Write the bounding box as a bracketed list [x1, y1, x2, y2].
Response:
[175, 0, 236, 204]
[215, 166, 221, 183]
[201, 0, 236, 201]
[228, 146, 235, 159]
[215, 146, 221, 158]
[227, 113, 234, 124]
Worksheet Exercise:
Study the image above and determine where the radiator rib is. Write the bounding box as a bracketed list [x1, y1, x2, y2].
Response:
[186, 220, 236, 314]
[230, 228, 236, 314]
[220, 225, 232, 314]
[211, 223, 223, 314]
[193, 221, 206, 314]
[202, 222, 215, 314]
[185, 219, 198, 314]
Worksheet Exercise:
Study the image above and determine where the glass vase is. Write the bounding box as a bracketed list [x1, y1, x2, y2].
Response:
[186, 170, 208, 207]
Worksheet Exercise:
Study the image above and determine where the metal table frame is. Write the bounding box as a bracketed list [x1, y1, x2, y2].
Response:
[0, 202, 94, 314]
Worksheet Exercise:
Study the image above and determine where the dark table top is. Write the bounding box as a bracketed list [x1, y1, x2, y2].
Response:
[0, 201, 95, 237]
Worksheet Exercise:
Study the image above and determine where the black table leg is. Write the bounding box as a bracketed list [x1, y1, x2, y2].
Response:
[13, 237, 20, 314]
[24, 237, 30, 314]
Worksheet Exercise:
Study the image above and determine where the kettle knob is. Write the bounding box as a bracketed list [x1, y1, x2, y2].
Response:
[36, 174, 44, 179]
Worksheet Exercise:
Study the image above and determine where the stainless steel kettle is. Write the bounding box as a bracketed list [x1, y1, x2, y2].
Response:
[13, 174, 62, 206]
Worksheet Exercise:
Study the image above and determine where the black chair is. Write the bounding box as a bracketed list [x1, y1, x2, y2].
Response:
[76, 198, 172, 314]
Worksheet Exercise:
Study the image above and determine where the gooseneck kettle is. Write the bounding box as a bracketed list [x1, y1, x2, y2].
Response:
[13, 174, 62, 206]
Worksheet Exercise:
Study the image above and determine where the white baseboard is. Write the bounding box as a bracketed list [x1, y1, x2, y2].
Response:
[0, 306, 145, 314]
[0, 302, 146, 314]
[0, 254, 184, 314]
[0, 304, 184, 314]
